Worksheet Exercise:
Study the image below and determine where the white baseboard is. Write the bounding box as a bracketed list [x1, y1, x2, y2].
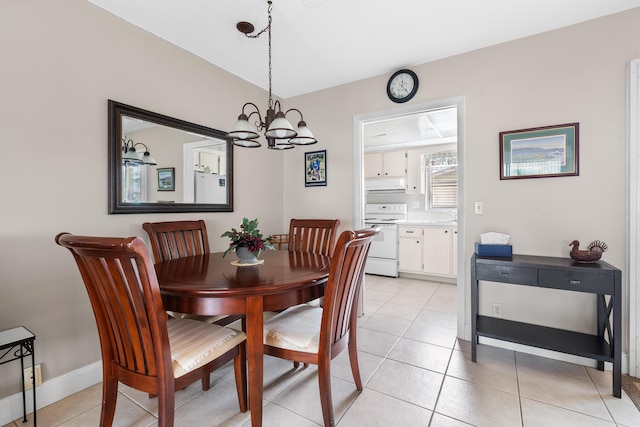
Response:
[0, 361, 102, 426]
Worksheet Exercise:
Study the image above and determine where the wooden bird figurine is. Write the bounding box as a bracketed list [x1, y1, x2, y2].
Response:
[569, 240, 608, 263]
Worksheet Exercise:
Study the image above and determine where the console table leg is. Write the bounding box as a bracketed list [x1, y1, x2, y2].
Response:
[613, 272, 621, 398]
[19, 346, 26, 423]
[471, 256, 478, 362]
[31, 345, 36, 426]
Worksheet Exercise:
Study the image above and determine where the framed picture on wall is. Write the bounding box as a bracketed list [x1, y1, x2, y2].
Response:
[500, 122, 579, 180]
[157, 167, 175, 191]
[305, 150, 327, 187]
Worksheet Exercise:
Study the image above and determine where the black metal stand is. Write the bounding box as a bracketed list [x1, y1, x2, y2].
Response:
[0, 327, 36, 425]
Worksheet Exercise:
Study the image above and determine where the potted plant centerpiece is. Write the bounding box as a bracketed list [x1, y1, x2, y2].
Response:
[222, 217, 275, 264]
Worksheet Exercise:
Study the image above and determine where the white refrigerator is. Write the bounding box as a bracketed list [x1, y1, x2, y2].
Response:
[194, 171, 227, 203]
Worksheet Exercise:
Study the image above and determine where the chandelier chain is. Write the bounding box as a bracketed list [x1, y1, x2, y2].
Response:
[268, 4, 272, 109]
[242, 1, 273, 109]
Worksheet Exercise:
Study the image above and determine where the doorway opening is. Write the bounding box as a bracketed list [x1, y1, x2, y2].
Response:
[353, 96, 468, 339]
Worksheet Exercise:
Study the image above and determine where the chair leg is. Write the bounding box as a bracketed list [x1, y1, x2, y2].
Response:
[234, 343, 248, 412]
[100, 375, 118, 427]
[347, 331, 363, 390]
[157, 383, 175, 427]
[201, 373, 211, 391]
[317, 360, 335, 427]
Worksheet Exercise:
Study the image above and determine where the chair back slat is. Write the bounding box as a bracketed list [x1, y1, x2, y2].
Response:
[56, 234, 169, 379]
[143, 220, 210, 263]
[321, 227, 379, 348]
[288, 219, 340, 257]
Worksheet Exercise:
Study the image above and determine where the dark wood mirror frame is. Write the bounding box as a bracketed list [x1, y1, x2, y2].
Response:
[108, 100, 234, 214]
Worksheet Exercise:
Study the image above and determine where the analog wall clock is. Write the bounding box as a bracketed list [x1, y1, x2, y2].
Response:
[387, 69, 419, 103]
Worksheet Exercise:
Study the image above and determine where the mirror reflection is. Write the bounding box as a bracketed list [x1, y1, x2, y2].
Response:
[109, 100, 233, 214]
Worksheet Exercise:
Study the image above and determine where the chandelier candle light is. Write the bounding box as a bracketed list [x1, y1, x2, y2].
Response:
[227, 0, 317, 150]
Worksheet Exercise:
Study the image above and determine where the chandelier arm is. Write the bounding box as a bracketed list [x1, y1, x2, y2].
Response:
[241, 102, 261, 116]
[239, 102, 266, 130]
[132, 142, 149, 152]
[122, 138, 134, 151]
[284, 108, 304, 121]
[249, 112, 266, 131]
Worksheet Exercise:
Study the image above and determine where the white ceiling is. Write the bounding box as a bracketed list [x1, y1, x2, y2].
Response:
[364, 107, 458, 150]
[87, 0, 640, 99]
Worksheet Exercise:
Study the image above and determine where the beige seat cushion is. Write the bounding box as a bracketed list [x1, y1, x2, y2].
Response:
[263, 304, 322, 353]
[167, 318, 246, 377]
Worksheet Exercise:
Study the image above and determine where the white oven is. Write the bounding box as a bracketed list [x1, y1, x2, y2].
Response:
[365, 223, 399, 277]
[364, 204, 407, 277]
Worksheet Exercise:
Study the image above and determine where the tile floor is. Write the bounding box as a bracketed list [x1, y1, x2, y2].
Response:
[5, 275, 640, 426]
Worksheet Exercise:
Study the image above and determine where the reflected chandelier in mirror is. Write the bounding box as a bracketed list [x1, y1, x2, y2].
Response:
[108, 100, 233, 214]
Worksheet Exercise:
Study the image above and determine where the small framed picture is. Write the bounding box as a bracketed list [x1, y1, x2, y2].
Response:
[500, 123, 579, 180]
[305, 150, 327, 187]
[157, 167, 175, 191]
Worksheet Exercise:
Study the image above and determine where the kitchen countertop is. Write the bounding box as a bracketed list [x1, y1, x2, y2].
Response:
[398, 220, 457, 227]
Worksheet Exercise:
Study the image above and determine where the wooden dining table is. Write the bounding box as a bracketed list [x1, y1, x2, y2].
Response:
[154, 249, 331, 427]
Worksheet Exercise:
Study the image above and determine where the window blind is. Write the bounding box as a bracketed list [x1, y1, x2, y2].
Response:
[425, 150, 458, 209]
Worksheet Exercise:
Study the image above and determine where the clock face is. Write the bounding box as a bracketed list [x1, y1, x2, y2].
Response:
[387, 69, 419, 103]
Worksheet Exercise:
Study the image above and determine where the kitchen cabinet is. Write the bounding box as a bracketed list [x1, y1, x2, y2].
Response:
[398, 224, 457, 278]
[364, 151, 406, 178]
[423, 227, 454, 276]
[406, 149, 424, 194]
[193, 151, 226, 175]
[452, 229, 458, 275]
[398, 226, 422, 272]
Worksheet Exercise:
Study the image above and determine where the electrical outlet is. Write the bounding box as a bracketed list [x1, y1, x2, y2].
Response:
[24, 364, 42, 390]
[492, 303, 502, 318]
[411, 201, 420, 209]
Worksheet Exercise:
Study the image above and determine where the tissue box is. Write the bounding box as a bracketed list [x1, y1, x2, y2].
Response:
[475, 242, 512, 258]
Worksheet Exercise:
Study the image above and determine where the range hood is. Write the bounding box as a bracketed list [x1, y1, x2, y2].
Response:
[365, 176, 406, 192]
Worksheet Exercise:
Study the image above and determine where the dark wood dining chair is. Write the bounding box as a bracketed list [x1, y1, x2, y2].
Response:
[288, 219, 340, 257]
[142, 220, 210, 261]
[263, 226, 380, 427]
[55, 233, 247, 427]
[142, 220, 242, 327]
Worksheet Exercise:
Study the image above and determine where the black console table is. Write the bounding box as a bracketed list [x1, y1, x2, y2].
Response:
[470, 253, 621, 398]
[0, 326, 36, 424]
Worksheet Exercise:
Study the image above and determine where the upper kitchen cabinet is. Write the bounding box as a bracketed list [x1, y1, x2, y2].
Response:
[406, 149, 424, 194]
[194, 150, 225, 175]
[364, 151, 406, 178]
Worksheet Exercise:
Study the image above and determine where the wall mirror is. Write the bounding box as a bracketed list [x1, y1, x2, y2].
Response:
[108, 100, 233, 214]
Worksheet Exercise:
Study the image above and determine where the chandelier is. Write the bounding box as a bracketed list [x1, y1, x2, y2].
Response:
[227, 0, 317, 150]
[122, 139, 157, 165]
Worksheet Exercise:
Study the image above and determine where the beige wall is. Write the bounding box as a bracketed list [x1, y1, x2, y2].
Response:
[1, 0, 639, 403]
[0, 0, 289, 396]
[284, 9, 640, 358]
